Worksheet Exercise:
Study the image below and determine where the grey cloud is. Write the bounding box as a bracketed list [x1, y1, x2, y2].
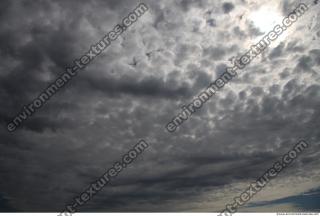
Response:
[222, 2, 235, 13]
[0, 0, 319, 213]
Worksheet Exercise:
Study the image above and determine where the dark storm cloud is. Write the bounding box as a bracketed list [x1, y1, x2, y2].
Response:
[179, 0, 204, 12]
[0, 0, 319, 213]
[281, 0, 302, 15]
[203, 46, 227, 60]
[215, 63, 228, 77]
[222, 2, 235, 13]
[75, 75, 192, 98]
[269, 43, 285, 59]
[76, 151, 280, 211]
[0, 194, 15, 211]
[207, 18, 217, 27]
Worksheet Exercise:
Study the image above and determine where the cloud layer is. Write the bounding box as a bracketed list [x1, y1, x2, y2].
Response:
[0, 0, 319, 212]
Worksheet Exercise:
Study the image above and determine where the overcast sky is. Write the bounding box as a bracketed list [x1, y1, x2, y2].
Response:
[0, 0, 319, 212]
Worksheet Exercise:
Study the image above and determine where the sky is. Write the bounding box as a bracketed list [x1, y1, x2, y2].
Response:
[0, 0, 319, 212]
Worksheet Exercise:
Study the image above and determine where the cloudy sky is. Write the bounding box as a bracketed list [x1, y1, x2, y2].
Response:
[0, 0, 320, 212]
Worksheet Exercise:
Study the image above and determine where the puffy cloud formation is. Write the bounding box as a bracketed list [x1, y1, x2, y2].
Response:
[0, 0, 319, 212]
